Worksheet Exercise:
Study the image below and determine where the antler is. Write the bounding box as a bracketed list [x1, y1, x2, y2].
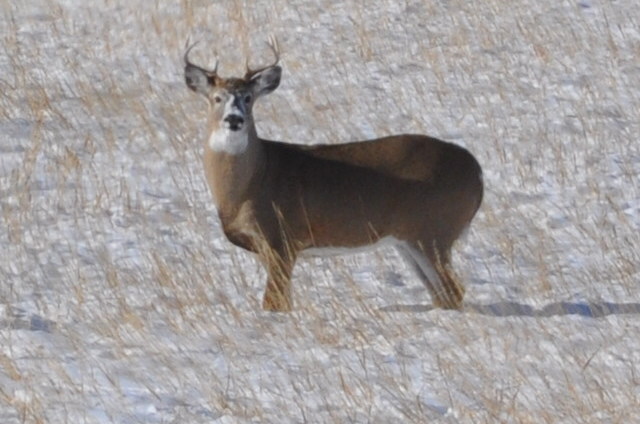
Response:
[184, 39, 219, 76]
[244, 36, 280, 81]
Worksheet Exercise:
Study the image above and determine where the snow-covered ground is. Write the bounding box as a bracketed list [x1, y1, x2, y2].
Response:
[1, 0, 639, 422]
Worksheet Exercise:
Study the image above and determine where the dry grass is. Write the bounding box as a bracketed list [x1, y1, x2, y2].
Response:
[1, 0, 639, 423]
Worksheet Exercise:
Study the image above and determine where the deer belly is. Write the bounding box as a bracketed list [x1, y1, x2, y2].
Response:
[301, 236, 400, 258]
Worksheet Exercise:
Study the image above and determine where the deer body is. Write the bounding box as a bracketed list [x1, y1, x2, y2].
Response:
[185, 42, 483, 311]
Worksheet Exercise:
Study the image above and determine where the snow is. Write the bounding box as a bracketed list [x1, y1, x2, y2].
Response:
[1, 0, 639, 422]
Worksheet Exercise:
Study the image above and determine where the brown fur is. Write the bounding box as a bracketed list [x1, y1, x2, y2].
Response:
[185, 46, 483, 311]
[202, 130, 482, 311]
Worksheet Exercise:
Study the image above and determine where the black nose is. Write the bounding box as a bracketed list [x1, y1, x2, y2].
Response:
[224, 114, 244, 131]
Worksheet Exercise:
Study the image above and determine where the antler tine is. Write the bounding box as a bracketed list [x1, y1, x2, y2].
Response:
[184, 39, 219, 76]
[244, 36, 281, 80]
[211, 55, 219, 75]
[184, 39, 199, 67]
[267, 35, 281, 64]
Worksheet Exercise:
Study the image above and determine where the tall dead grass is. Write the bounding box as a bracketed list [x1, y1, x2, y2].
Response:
[0, 0, 638, 423]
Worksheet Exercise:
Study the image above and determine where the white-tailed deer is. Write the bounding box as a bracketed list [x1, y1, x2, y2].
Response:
[184, 40, 483, 312]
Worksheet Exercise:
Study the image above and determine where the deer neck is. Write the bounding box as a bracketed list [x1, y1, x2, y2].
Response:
[203, 120, 266, 217]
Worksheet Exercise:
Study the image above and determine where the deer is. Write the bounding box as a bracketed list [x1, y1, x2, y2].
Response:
[184, 39, 483, 312]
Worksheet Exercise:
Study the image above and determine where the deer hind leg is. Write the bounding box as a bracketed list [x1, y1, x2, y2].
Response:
[397, 242, 465, 309]
[259, 247, 296, 312]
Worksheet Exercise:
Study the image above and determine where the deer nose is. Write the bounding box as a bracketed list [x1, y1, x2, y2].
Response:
[224, 114, 244, 131]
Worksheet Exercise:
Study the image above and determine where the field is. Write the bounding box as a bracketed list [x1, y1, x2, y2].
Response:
[1, 0, 639, 422]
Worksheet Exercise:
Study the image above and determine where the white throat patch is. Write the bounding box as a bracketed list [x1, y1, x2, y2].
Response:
[208, 127, 249, 154]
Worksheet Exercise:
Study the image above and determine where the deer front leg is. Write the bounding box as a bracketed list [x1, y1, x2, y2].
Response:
[260, 247, 296, 312]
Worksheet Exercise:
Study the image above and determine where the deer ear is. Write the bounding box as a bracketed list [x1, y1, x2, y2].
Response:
[250, 66, 282, 97]
[185, 64, 214, 95]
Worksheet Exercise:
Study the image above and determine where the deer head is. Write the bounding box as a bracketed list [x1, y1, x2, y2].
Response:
[184, 39, 282, 133]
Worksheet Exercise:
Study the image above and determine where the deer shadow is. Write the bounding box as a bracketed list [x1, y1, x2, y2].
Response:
[381, 301, 640, 318]
[1, 308, 57, 332]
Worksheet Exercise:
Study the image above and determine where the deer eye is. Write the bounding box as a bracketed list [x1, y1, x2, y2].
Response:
[214, 95, 223, 104]
[244, 95, 252, 104]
